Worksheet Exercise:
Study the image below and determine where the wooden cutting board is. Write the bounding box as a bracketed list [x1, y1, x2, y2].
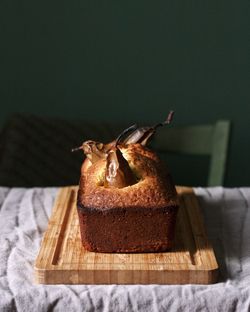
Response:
[34, 186, 218, 284]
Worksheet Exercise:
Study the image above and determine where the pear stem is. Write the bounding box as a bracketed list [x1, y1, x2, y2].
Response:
[71, 146, 83, 152]
[153, 110, 174, 129]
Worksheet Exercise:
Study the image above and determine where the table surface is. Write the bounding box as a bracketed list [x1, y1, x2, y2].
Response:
[0, 186, 250, 312]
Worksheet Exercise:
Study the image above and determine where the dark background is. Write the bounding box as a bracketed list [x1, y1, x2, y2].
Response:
[0, 1, 249, 186]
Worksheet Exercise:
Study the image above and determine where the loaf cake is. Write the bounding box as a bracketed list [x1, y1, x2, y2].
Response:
[75, 112, 179, 253]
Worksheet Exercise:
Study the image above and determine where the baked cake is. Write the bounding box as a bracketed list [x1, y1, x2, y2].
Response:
[75, 112, 179, 253]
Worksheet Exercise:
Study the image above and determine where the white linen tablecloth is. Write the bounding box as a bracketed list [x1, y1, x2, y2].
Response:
[0, 186, 250, 312]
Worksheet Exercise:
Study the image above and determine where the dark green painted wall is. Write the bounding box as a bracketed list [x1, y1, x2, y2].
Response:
[0, 1, 249, 186]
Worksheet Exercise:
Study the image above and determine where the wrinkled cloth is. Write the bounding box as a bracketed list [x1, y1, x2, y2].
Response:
[0, 187, 250, 312]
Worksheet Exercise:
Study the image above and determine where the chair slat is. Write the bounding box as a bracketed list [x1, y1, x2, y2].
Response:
[208, 120, 231, 186]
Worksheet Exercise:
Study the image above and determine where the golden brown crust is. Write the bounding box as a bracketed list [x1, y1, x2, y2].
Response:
[78, 143, 177, 210]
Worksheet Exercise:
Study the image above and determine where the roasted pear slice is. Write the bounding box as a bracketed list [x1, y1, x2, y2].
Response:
[71, 124, 137, 163]
[104, 146, 136, 189]
[123, 111, 174, 146]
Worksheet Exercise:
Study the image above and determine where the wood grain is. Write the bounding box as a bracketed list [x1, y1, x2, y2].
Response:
[34, 186, 218, 284]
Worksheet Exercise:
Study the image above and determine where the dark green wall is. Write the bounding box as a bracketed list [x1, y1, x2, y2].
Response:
[1, 1, 249, 186]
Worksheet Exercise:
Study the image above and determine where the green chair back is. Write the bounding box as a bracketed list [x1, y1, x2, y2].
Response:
[152, 120, 231, 186]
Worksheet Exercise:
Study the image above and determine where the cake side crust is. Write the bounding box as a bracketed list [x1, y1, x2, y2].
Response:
[77, 202, 178, 253]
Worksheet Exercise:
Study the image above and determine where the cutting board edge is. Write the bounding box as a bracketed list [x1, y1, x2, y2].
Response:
[34, 266, 219, 285]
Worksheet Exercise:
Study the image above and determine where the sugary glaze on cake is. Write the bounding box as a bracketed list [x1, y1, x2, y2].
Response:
[77, 143, 178, 212]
